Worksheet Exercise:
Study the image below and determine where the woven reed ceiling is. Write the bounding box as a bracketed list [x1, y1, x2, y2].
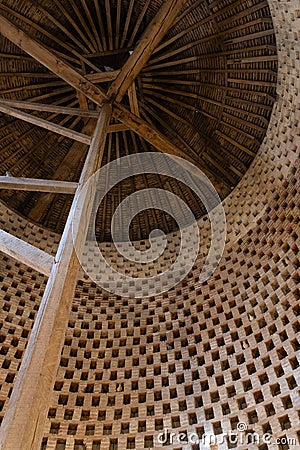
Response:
[0, 0, 278, 241]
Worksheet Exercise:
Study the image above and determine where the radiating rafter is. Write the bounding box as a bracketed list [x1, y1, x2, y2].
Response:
[52, 0, 95, 53]
[153, 0, 269, 55]
[171, 0, 205, 29]
[143, 55, 200, 73]
[22, 87, 75, 106]
[0, 72, 57, 79]
[105, 0, 114, 50]
[115, 0, 122, 49]
[68, 0, 98, 52]
[127, 0, 151, 47]
[143, 85, 270, 127]
[0, 3, 98, 70]
[107, 0, 187, 102]
[140, 102, 231, 189]
[142, 78, 275, 109]
[29, 0, 94, 54]
[80, 0, 103, 51]
[142, 68, 277, 77]
[120, 0, 135, 48]
[128, 82, 140, 117]
[0, 53, 33, 61]
[0, 80, 67, 96]
[143, 91, 256, 164]
[94, 0, 108, 51]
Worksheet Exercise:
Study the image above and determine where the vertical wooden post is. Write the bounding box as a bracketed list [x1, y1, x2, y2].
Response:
[0, 104, 112, 450]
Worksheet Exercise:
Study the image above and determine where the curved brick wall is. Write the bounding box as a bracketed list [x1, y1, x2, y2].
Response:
[0, 1, 299, 449]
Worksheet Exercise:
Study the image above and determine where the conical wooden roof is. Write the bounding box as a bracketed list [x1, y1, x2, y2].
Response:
[0, 0, 277, 241]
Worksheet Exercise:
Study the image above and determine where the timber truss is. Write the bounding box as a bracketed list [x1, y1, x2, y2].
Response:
[0, 2, 195, 449]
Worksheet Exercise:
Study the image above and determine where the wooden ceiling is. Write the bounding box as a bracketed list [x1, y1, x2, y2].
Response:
[0, 0, 278, 241]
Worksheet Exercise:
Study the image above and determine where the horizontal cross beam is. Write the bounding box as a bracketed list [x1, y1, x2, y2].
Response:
[85, 70, 120, 83]
[0, 176, 78, 194]
[0, 229, 54, 276]
[0, 103, 92, 144]
[0, 98, 100, 118]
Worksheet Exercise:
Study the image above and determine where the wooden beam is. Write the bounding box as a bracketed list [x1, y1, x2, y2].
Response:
[0, 107, 83, 166]
[0, 104, 92, 144]
[52, 0, 96, 53]
[112, 103, 199, 166]
[115, 0, 122, 48]
[107, 123, 130, 133]
[105, 0, 113, 50]
[0, 230, 54, 276]
[214, 130, 256, 157]
[0, 99, 99, 118]
[85, 70, 120, 83]
[0, 104, 112, 450]
[80, 0, 103, 51]
[94, 0, 109, 51]
[0, 176, 78, 194]
[142, 68, 277, 77]
[127, 0, 151, 47]
[28, 120, 96, 222]
[143, 86, 270, 126]
[141, 101, 249, 176]
[76, 90, 89, 111]
[107, 0, 187, 102]
[120, 0, 135, 48]
[83, 48, 132, 57]
[128, 81, 140, 117]
[0, 72, 57, 78]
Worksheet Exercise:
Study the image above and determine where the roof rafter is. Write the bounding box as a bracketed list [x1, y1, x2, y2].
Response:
[128, 81, 140, 117]
[0, 4, 101, 73]
[0, 14, 106, 104]
[107, 0, 187, 102]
